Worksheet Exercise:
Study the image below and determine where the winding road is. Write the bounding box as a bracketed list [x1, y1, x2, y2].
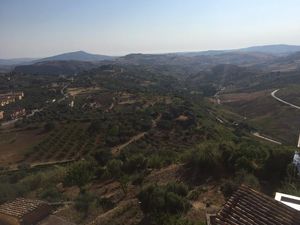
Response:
[271, 89, 300, 110]
[250, 88, 300, 145]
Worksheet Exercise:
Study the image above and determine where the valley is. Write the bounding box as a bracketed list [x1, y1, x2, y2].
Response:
[0, 45, 300, 225]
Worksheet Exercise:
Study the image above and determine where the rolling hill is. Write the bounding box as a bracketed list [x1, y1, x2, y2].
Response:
[14, 60, 99, 75]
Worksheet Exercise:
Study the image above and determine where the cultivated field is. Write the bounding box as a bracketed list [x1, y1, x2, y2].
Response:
[0, 127, 46, 167]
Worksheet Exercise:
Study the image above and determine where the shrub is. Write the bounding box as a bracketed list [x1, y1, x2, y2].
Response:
[187, 188, 203, 200]
[221, 180, 239, 199]
[148, 155, 164, 169]
[184, 143, 220, 176]
[39, 186, 62, 202]
[124, 153, 147, 173]
[138, 183, 191, 215]
[106, 159, 123, 178]
[166, 182, 188, 197]
[64, 161, 94, 190]
[92, 148, 112, 166]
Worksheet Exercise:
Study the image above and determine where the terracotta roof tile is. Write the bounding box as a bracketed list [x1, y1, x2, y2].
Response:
[0, 198, 47, 218]
[215, 185, 300, 225]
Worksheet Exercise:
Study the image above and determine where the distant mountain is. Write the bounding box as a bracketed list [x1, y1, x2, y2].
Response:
[12, 51, 115, 75]
[36, 51, 114, 62]
[238, 44, 300, 55]
[14, 60, 100, 75]
[119, 51, 275, 67]
[0, 58, 37, 66]
[176, 45, 300, 57]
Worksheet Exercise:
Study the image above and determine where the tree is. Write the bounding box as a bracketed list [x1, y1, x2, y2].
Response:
[107, 159, 123, 178]
[92, 148, 112, 166]
[119, 175, 130, 195]
[64, 161, 94, 191]
[138, 183, 190, 215]
[124, 153, 147, 173]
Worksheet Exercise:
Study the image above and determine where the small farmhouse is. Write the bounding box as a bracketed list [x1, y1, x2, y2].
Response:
[0, 198, 51, 225]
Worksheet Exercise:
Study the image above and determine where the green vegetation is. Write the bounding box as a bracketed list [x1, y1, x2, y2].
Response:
[0, 62, 299, 225]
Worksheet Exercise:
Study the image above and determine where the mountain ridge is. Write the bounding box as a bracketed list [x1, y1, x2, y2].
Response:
[35, 50, 114, 62]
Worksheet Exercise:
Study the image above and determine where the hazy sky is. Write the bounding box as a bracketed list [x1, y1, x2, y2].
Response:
[1, 0, 300, 58]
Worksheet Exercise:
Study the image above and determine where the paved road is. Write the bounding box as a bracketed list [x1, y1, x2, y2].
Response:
[271, 89, 300, 110]
[252, 132, 282, 145]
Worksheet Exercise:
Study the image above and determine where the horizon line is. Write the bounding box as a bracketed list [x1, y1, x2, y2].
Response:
[1, 43, 300, 60]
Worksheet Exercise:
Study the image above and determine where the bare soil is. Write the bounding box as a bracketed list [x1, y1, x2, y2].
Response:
[0, 127, 46, 166]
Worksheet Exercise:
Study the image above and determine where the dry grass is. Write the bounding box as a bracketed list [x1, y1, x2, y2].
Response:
[220, 90, 269, 103]
[67, 87, 102, 96]
[0, 127, 46, 166]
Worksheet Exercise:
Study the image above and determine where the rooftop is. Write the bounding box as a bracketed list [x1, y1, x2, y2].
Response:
[275, 192, 300, 211]
[0, 198, 48, 218]
[215, 185, 300, 225]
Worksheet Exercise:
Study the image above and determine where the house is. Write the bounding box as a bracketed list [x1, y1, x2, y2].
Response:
[208, 185, 300, 225]
[0, 111, 4, 120]
[0, 92, 24, 107]
[0, 198, 51, 225]
[10, 108, 26, 120]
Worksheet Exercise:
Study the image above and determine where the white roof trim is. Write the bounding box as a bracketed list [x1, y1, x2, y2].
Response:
[275, 192, 300, 211]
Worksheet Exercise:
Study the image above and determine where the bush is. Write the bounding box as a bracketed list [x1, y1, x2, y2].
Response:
[64, 161, 94, 189]
[166, 182, 188, 197]
[164, 192, 189, 214]
[138, 183, 191, 215]
[106, 159, 123, 178]
[92, 148, 112, 166]
[148, 155, 164, 169]
[124, 154, 147, 173]
[187, 188, 203, 200]
[39, 186, 62, 202]
[184, 143, 220, 176]
[221, 180, 239, 199]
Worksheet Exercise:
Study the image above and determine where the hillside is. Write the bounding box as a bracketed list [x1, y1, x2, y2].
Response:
[14, 60, 99, 75]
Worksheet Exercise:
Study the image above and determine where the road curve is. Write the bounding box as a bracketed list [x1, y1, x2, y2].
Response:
[271, 89, 300, 110]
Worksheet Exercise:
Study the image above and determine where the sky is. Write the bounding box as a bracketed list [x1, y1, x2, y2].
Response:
[1, 0, 300, 58]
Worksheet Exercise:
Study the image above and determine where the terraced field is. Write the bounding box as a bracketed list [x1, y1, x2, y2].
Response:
[24, 123, 98, 163]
